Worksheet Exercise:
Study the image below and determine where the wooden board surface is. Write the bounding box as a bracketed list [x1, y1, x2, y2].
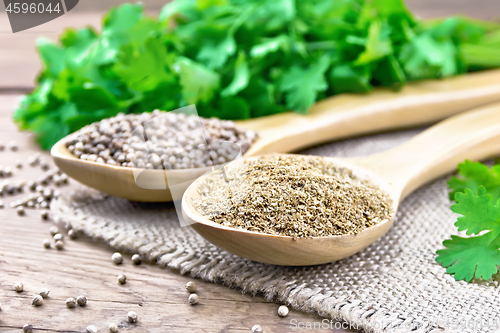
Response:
[0, 94, 354, 332]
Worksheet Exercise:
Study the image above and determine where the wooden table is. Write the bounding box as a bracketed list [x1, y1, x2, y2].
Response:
[0, 2, 497, 332]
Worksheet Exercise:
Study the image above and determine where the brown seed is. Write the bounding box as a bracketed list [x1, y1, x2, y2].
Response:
[117, 274, 127, 284]
[41, 210, 49, 220]
[55, 240, 64, 250]
[23, 324, 33, 333]
[68, 229, 77, 239]
[185, 281, 197, 293]
[16, 206, 25, 216]
[188, 293, 199, 305]
[14, 281, 23, 292]
[77, 295, 87, 306]
[32, 295, 43, 306]
[131, 254, 141, 265]
[43, 239, 51, 249]
[66, 297, 76, 308]
[127, 311, 138, 323]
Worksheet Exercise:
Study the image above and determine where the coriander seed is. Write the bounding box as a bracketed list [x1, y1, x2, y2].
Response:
[53, 233, 63, 242]
[131, 254, 141, 265]
[127, 311, 138, 323]
[193, 154, 394, 238]
[277, 305, 289, 317]
[43, 239, 51, 249]
[66, 297, 76, 308]
[23, 324, 33, 333]
[39, 288, 50, 298]
[8, 140, 18, 151]
[112, 252, 123, 265]
[49, 226, 59, 236]
[188, 293, 199, 305]
[86, 325, 97, 333]
[251, 325, 263, 333]
[14, 281, 23, 292]
[16, 206, 25, 216]
[108, 323, 118, 332]
[55, 240, 64, 250]
[185, 281, 197, 293]
[77, 295, 87, 306]
[41, 210, 49, 220]
[32, 295, 43, 306]
[68, 229, 77, 239]
[0, 142, 4, 151]
[15, 160, 23, 169]
[0, 200, 4, 208]
[117, 274, 126, 284]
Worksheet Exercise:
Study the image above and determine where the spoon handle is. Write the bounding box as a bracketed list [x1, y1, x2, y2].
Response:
[240, 69, 500, 157]
[356, 102, 500, 200]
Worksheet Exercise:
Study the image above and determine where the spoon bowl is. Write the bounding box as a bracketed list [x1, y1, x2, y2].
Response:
[52, 70, 500, 202]
[182, 102, 500, 265]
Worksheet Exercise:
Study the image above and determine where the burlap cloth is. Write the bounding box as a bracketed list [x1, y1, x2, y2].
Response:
[50, 128, 500, 333]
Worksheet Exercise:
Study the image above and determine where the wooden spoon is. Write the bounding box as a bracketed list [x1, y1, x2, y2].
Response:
[182, 102, 500, 266]
[52, 70, 500, 202]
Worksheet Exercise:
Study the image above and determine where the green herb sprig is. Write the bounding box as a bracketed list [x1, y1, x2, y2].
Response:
[14, 0, 500, 149]
[436, 160, 500, 282]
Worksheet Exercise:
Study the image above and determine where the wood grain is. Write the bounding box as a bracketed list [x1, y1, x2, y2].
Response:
[0, 95, 353, 332]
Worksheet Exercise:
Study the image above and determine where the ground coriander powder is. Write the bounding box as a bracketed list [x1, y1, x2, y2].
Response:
[192, 154, 394, 238]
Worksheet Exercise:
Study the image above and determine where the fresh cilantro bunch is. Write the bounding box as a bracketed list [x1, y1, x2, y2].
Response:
[436, 161, 500, 282]
[14, 0, 500, 149]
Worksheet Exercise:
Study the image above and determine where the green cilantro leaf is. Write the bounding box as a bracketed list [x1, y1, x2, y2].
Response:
[448, 160, 500, 201]
[221, 52, 249, 96]
[279, 56, 331, 113]
[436, 187, 500, 281]
[176, 56, 221, 105]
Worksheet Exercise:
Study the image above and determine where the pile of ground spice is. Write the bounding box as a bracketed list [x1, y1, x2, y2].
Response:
[192, 154, 394, 238]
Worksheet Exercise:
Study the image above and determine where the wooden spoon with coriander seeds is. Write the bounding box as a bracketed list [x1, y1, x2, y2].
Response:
[182, 102, 500, 266]
[51, 70, 500, 202]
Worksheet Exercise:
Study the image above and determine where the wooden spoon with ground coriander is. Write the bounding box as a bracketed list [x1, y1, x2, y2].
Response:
[182, 102, 500, 266]
[51, 70, 500, 202]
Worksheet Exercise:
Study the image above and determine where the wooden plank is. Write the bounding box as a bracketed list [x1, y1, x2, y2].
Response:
[1, 0, 499, 89]
[0, 94, 355, 332]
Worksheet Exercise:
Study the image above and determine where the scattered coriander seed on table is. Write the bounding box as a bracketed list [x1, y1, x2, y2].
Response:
[43, 239, 51, 249]
[41, 210, 49, 220]
[0, 142, 4, 151]
[32, 295, 43, 306]
[185, 281, 197, 293]
[0, 201, 3, 208]
[53, 233, 63, 242]
[49, 226, 59, 236]
[77, 295, 87, 306]
[117, 274, 127, 284]
[14, 281, 23, 292]
[55, 240, 64, 250]
[66, 297, 76, 308]
[112, 252, 123, 264]
[251, 324, 263, 333]
[39, 288, 50, 298]
[131, 254, 141, 265]
[15, 160, 22, 169]
[16, 206, 25, 216]
[108, 323, 118, 332]
[86, 325, 98, 333]
[127, 311, 138, 323]
[68, 229, 77, 239]
[8, 140, 18, 151]
[188, 293, 199, 305]
[23, 324, 33, 333]
[277, 305, 289, 317]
